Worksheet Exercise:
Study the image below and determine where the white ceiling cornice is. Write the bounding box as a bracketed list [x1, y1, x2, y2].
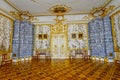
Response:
[4, 0, 113, 16]
[0, 7, 15, 20]
[33, 12, 90, 17]
[4, 0, 21, 12]
[102, 0, 113, 7]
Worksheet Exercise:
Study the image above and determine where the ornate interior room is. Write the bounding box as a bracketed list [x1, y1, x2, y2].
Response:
[0, 0, 120, 80]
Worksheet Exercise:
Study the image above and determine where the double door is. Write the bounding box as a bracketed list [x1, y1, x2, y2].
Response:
[51, 33, 68, 58]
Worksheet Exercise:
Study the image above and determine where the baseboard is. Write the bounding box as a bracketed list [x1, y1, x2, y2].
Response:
[92, 57, 114, 62]
[51, 57, 70, 59]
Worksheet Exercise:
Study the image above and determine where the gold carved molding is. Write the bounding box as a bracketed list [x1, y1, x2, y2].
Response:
[111, 10, 120, 52]
[90, 5, 115, 17]
[10, 11, 34, 21]
[49, 5, 71, 16]
[82, 15, 94, 21]
[4, 0, 112, 16]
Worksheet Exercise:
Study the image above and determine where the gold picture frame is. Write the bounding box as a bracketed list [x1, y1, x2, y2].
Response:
[71, 33, 76, 39]
[43, 34, 48, 39]
[38, 34, 43, 39]
[78, 33, 83, 39]
[111, 10, 120, 52]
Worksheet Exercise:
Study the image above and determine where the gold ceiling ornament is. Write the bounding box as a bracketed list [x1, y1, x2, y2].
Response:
[90, 5, 115, 17]
[49, 5, 71, 16]
[32, 17, 39, 22]
[10, 11, 34, 21]
[49, 5, 70, 33]
[10, 11, 20, 20]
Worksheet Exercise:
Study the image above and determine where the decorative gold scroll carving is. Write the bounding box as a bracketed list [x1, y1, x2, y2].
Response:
[10, 11, 34, 21]
[90, 5, 115, 17]
[49, 5, 71, 16]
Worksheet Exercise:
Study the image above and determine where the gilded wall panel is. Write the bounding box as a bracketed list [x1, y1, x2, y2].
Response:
[35, 24, 51, 50]
[111, 11, 120, 52]
[0, 13, 13, 54]
[68, 23, 88, 50]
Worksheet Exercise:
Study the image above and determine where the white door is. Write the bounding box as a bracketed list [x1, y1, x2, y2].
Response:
[51, 33, 68, 58]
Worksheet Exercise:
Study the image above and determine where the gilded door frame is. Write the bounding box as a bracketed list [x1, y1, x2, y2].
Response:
[50, 24, 68, 57]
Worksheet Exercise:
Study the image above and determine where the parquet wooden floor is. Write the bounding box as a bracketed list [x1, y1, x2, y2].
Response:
[0, 59, 120, 80]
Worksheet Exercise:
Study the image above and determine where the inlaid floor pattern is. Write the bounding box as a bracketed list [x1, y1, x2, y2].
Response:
[0, 59, 120, 80]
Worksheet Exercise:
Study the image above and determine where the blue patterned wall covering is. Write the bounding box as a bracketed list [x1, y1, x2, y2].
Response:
[12, 20, 20, 58]
[88, 16, 114, 58]
[12, 20, 34, 58]
[103, 16, 114, 58]
[19, 21, 34, 58]
[88, 18, 105, 57]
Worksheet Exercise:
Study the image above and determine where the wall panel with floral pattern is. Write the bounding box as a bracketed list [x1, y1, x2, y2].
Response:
[68, 23, 88, 50]
[34, 24, 51, 51]
[0, 14, 13, 54]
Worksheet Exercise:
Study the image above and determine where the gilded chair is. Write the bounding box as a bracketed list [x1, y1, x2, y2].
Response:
[75, 49, 84, 58]
[114, 52, 120, 64]
[83, 50, 91, 60]
[32, 50, 39, 60]
[33, 49, 47, 60]
[1, 53, 12, 65]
